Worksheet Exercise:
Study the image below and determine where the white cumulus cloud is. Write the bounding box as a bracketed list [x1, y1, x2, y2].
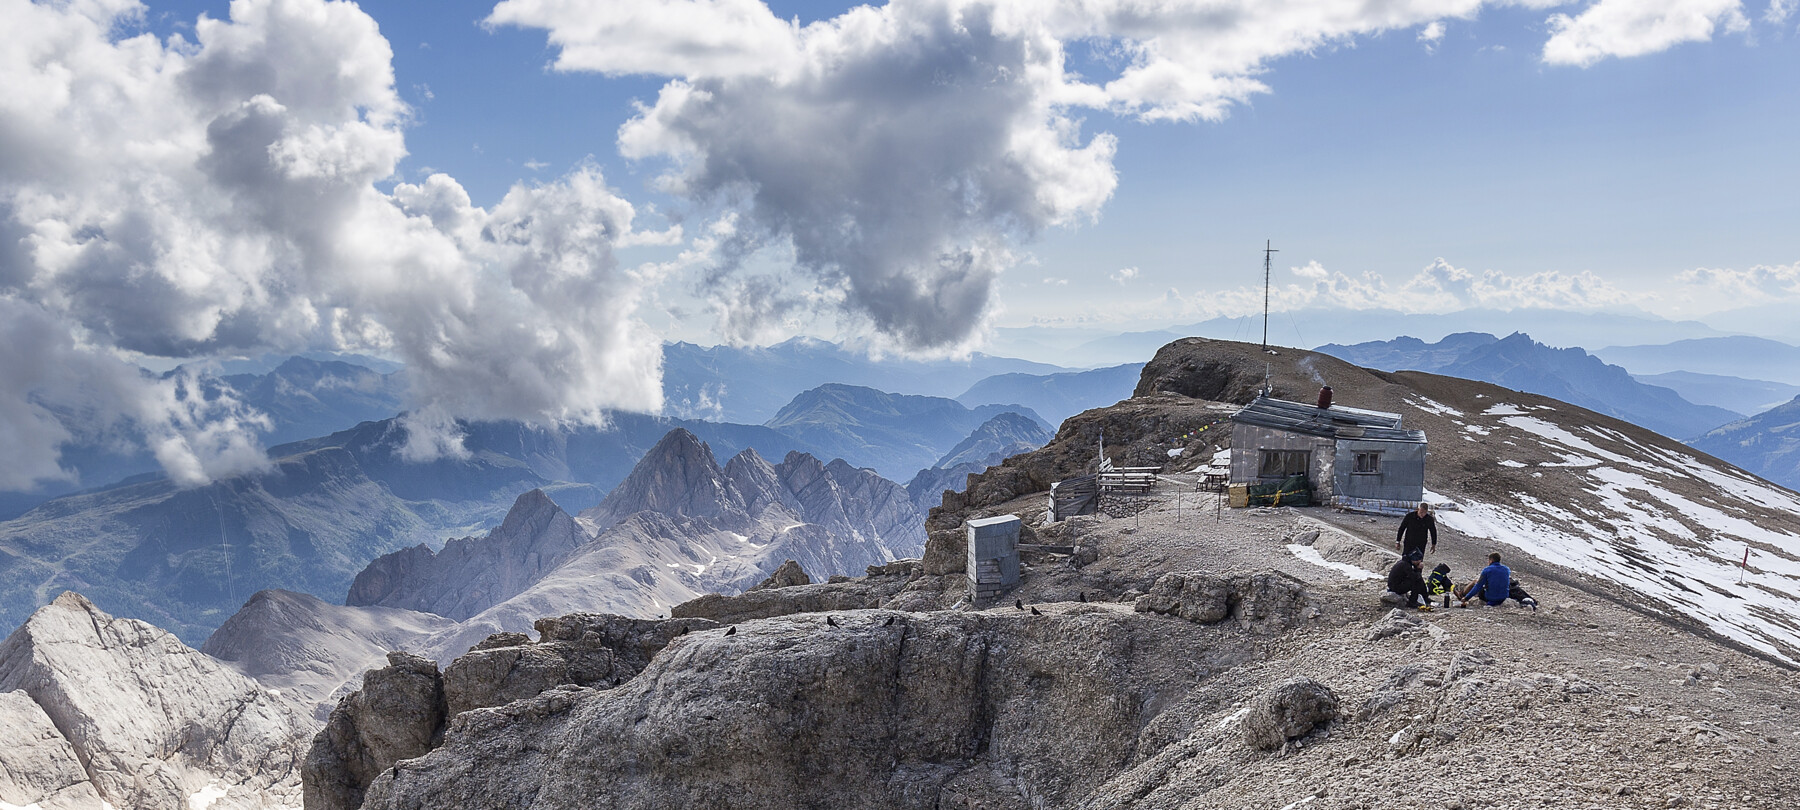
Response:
[1543, 0, 1750, 67]
[0, 0, 664, 488]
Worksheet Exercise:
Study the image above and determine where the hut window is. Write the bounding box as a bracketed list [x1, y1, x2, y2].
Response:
[1258, 450, 1309, 477]
[1353, 451, 1382, 474]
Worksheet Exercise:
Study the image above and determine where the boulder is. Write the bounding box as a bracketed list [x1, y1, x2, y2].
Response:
[302, 652, 447, 810]
[749, 559, 811, 591]
[1242, 677, 1340, 750]
[0, 690, 106, 809]
[1133, 570, 1316, 633]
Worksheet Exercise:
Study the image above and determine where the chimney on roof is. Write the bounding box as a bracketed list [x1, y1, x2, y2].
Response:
[1316, 386, 1333, 410]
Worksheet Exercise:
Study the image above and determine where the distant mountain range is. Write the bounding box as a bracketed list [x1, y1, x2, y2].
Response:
[662, 338, 1066, 423]
[955, 363, 1143, 426]
[1, 356, 410, 521]
[1690, 396, 1800, 493]
[1316, 332, 1741, 440]
[763, 383, 1053, 481]
[905, 412, 1052, 513]
[0, 411, 812, 645]
[988, 308, 1728, 367]
[1633, 371, 1800, 417]
[1594, 336, 1800, 386]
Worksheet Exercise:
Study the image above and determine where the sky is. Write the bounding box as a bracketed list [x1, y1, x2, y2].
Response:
[2, 0, 1797, 489]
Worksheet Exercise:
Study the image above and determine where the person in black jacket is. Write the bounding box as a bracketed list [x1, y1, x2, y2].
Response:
[1396, 502, 1437, 558]
[1385, 551, 1429, 608]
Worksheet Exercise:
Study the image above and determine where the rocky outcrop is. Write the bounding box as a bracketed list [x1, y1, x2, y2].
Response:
[0, 689, 104, 809]
[749, 559, 811, 590]
[442, 614, 713, 717]
[302, 652, 447, 810]
[1133, 570, 1318, 633]
[0, 592, 306, 809]
[671, 576, 911, 624]
[202, 589, 457, 717]
[357, 607, 1223, 810]
[347, 489, 590, 621]
[1240, 677, 1340, 751]
[305, 614, 712, 809]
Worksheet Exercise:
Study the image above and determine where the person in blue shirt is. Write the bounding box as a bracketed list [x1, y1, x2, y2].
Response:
[1460, 552, 1511, 608]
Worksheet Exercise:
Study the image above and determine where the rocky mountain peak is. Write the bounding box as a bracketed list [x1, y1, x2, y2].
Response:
[583, 428, 745, 528]
[723, 447, 798, 517]
[0, 591, 305, 809]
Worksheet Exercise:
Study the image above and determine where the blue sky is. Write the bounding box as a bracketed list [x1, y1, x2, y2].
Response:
[2, 0, 1797, 486]
[138, 0, 1800, 336]
[121, 0, 1800, 341]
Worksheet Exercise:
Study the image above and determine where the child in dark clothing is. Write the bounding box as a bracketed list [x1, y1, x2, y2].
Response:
[1426, 563, 1455, 608]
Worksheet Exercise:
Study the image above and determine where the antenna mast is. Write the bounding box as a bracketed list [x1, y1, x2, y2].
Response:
[1262, 239, 1278, 352]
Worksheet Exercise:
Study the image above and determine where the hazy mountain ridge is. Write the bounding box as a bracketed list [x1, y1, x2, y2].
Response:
[1633, 370, 1800, 417]
[1317, 331, 1741, 439]
[1595, 335, 1800, 385]
[954, 362, 1143, 426]
[764, 383, 1053, 480]
[663, 338, 1067, 423]
[1688, 395, 1800, 493]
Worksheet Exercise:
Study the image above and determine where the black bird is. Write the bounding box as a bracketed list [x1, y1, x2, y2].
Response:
[1078, 591, 1087, 603]
[883, 616, 896, 627]
[725, 626, 737, 636]
[1015, 599, 1025, 611]
[679, 625, 689, 636]
[1030, 607, 1043, 616]
[826, 616, 839, 627]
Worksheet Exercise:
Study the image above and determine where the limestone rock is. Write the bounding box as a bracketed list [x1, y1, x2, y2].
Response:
[749, 559, 811, 590]
[1241, 677, 1340, 751]
[357, 608, 1217, 810]
[1133, 570, 1316, 632]
[0, 592, 305, 810]
[302, 651, 446, 810]
[671, 578, 909, 624]
[0, 690, 105, 809]
[442, 615, 714, 717]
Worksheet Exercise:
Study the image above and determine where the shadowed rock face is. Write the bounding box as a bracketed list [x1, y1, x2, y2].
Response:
[347, 489, 590, 621]
[352, 607, 1239, 810]
[302, 652, 447, 810]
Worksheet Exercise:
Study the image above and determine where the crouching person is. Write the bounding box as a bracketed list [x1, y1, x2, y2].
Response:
[1384, 551, 1430, 609]
[1460, 552, 1511, 608]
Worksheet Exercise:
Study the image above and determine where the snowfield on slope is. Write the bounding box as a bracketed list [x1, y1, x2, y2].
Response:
[1428, 405, 1800, 663]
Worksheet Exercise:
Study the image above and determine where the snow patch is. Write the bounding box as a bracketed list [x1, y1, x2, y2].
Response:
[1483, 403, 1528, 416]
[1498, 460, 1525, 468]
[1407, 396, 1464, 418]
[1287, 544, 1379, 581]
[188, 784, 229, 810]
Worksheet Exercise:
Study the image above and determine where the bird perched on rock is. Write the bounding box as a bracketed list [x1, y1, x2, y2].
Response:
[725, 626, 737, 636]
[1030, 607, 1043, 616]
[826, 616, 838, 627]
[883, 616, 896, 627]
[1015, 599, 1024, 611]
[1078, 592, 1087, 603]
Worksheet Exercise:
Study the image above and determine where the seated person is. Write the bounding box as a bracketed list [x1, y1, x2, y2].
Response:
[1460, 552, 1512, 607]
[1426, 562, 1456, 608]
[1384, 551, 1429, 608]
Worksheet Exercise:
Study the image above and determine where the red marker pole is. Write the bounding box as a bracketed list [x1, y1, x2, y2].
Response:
[1741, 545, 1751, 584]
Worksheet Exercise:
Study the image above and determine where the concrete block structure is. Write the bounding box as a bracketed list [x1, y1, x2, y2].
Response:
[966, 514, 1021, 601]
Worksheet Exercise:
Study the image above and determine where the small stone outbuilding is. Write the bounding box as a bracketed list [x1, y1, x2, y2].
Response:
[965, 515, 1021, 601]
